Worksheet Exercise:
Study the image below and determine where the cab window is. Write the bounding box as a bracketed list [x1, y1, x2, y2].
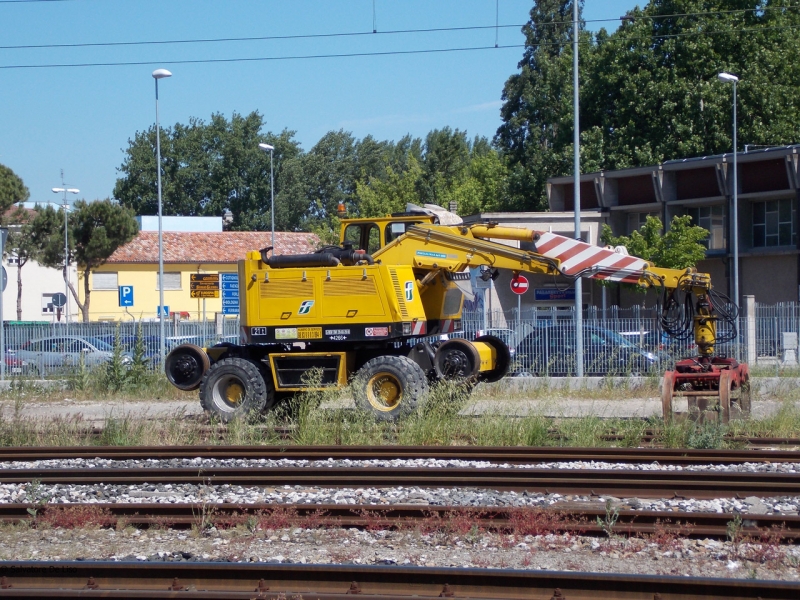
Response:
[366, 225, 381, 254]
[343, 224, 362, 248]
[385, 221, 421, 245]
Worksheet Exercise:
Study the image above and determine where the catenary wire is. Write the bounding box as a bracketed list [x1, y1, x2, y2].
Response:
[0, 44, 525, 69]
[2, 18, 799, 70]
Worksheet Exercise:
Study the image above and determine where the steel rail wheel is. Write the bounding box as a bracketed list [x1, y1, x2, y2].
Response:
[199, 357, 271, 422]
[165, 344, 210, 391]
[433, 339, 481, 382]
[354, 355, 428, 421]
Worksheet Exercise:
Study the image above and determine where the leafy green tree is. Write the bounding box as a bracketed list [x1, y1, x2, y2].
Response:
[356, 155, 425, 218]
[114, 111, 303, 231]
[0, 164, 29, 213]
[36, 200, 138, 322]
[4, 206, 40, 321]
[600, 215, 709, 269]
[495, 0, 588, 211]
[498, 0, 800, 210]
[417, 127, 471, 206]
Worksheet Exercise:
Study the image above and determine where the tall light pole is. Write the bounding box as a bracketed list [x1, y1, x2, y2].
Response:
[572, 0, 583, 377]
[258, 143, 275, 249]
[51, 183, 79, 324]
[153, 68, 172, 368]
[718, 72, 739, 306]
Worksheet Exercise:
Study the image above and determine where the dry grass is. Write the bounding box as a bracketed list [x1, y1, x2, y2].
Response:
[0, 371, 799, 448]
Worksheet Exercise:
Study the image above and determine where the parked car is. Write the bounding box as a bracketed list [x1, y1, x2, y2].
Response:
[515, 324, 660, 376]
[4, 350, 26, 375]
[15, 336, 132, 375]
[96, 334, 161, 364]
[618, 330, 696, 359]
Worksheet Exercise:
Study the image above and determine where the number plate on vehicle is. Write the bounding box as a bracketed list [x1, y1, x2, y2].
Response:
[297, 327, 322, 339]
[251, 327, 268, 336]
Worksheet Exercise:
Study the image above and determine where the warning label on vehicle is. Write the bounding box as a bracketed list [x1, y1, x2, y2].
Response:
[365, 327, 389, 337]
[297, 327, 323, 339]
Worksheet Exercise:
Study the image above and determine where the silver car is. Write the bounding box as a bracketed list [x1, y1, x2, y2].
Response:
[15, 336, 131, 375]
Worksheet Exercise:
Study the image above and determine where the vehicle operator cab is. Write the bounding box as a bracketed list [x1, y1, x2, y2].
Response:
[338, 203, 462, 253]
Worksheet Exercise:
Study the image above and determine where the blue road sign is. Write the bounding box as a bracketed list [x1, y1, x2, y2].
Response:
[119, 285, 134, 307]
[157, 305, 169, 318]
[221, 273, 239, 314]
[534, 288, 576, 301]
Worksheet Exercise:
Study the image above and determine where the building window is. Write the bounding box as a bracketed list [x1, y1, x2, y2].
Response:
[753, 199, 796, 247]
[156, 272, 182, 291]
[42, 293, 55, 314]
[6, 250, 19, 266]
[627, 212, 658, 234]
[687, 205, 726, 251]
[92, 272, 118, 290]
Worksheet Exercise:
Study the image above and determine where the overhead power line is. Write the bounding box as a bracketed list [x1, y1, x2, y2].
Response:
[0, 24, 525, 50]
[0, 43, 525, 70]
[3, 16, 800, 70]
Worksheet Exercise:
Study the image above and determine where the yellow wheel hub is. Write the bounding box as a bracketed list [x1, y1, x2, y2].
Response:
[367, 373, 402, 411]
[224, 381, 245, 406]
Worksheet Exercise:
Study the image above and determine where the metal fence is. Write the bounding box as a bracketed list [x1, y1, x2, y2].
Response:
[3, 300, 799, 377]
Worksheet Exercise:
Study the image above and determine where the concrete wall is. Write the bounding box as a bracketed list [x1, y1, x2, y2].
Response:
[741, 254, 797, 305]
[1, 258, 79, 322]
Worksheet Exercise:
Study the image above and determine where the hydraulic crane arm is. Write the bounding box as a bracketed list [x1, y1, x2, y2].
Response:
[375, 222, 727, 358]
[375, 223, 709, 293]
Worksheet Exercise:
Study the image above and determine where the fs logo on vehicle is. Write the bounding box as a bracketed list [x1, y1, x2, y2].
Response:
[298, 300, 314, 315]
[404, 281, 414, 301]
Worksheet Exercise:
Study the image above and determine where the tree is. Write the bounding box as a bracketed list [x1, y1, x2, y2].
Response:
[0, 164, 29, 214]
[495, 0, 589, 211]
[114, 111, 303, 231]
[36, 200, 138, 322]
[4, 206, 39, 321]
[600, 215, 709, 270]
[496, 1, 800, 210]
[356, 155, 425, 218]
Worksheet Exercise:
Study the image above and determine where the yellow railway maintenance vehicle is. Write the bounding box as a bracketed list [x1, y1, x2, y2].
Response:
[165, 206, 749, 423]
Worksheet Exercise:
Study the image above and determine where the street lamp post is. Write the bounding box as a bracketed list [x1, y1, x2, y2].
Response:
[718, 72, 739, 306]
[51, 186, 79, 324]
[153, 68, 172, 369]
[258, 143, 275, 249]
[572, 0, 583, 377]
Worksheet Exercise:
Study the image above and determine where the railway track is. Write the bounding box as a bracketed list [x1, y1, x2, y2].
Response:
[1, 446, 798, 498]
[0, 562, 797, 599]
[2, 502, 798, 541]
[1, 444, 799, 464]
[1, 464, 798, 498]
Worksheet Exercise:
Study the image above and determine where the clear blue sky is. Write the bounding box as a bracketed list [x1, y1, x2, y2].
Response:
[0, 1, 639, 206]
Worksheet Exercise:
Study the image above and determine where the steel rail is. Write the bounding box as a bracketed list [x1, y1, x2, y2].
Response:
[1, 444, 799, 464]
[0, 465, 798, 498]
[0, 562, 797, 599]
[1, 502, 798, 541]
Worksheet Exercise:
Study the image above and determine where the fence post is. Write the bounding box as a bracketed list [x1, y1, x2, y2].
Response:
[745, 295, 756, 365]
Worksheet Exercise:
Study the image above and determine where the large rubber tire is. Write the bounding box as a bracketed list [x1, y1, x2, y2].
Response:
[199, 357, 273, 423]
[354, 355, 429, 422]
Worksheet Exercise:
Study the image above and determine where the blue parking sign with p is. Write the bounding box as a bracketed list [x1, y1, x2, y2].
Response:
[118, 285, 134, 307]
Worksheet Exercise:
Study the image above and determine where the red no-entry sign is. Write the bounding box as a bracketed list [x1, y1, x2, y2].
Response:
[510, 274, 529, 295]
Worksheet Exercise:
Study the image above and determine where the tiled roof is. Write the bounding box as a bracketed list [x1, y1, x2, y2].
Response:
[107, 231, 319, 264]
